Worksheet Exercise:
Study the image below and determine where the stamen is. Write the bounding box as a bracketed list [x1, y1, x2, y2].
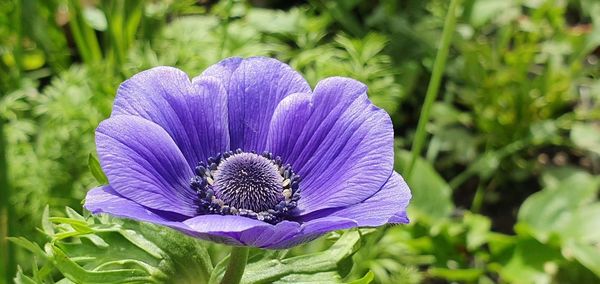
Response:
[191, 149, 301, 224]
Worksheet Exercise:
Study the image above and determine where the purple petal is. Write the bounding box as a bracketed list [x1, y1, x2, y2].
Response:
[183, 214, 356, 249]
[268, 217, 357, 249]
[268, 77, 394, 215]
[266, 93, 312, 158]
[86, 186, 359, 249]
[198, 57, 243, 87]
[96, 115, 197, 217]
[112, 67, 229, 168]
[198, 57, 311, 152]
[329, 172, 411, 226]
[84, 186, 196, 234]
[183, 215, 276, 246]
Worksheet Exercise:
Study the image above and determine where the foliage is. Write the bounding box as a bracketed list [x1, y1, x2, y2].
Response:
[2, 0, 600, 283]
[11, 207, 368, 284]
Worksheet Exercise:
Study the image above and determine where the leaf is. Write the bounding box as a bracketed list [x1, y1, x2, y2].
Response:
[566, 240, 600, 278]
[88, 153, 108, 184]
[8, 237, 46, 258]
[17, 208, 213, 284]
[428, 268, 483, 282]
[395, 149, 454, 220]
[571, 123, 600, 155]
[51, 246, 153, 284]
[517, 170, 600, 242]
[82, 6, 107, 31]
[246, 8, 301, 34]
[499, 237, 561, 284]
[464, 213, 491, 251]
[230, 230, 363, 284]
[347, 271, 375, 284]
[41, 205, 54, 236]
[133, 222, 213, 284]
[14, 266, 38, 284]
[274, 271, 341, 283]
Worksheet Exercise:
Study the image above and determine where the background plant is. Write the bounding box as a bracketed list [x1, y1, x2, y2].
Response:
[1, 0, 599, 283]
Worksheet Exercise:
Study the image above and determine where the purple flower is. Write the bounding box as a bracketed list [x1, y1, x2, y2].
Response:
[84, 57, 411, 249]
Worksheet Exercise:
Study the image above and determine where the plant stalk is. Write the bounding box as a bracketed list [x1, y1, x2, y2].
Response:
[406, 0, 461, 179]
[219, 0, 234, 59]
[220, 246, 249, 284]
[0, 117, 14, 284]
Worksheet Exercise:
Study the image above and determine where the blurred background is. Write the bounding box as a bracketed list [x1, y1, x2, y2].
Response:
[1, 0, 599, 283]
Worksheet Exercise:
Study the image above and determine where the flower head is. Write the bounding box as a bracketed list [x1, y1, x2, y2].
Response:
[85, 57, 411, 248]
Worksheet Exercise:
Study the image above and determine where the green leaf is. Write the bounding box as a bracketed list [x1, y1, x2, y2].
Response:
[14, 266, 38, 284]
[16, 208, 213, 284]
[499, 237, 561, 284]
[464, 213, 491, 251]
[347, 271, 375, 284]
[8, 237, 46, 258]
[229, 230, 363, 284]
[133, 221, 213, 284]
[395, 149, 454, 220]
[51, 246, 154, 284]
[517, 170, 600, 242]
[274, 271, 341, 283]
[428, 268, 483, 282]
[88, 153, 108, 184]
[41, 205, 54, 236]
[566, 240, 600, 278]
[571, 122, 600, 155]
[82, 6, 107, 31]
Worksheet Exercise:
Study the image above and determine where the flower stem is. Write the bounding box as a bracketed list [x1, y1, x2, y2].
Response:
[220, 246, 249, 284]
[406, 0, 461, 179]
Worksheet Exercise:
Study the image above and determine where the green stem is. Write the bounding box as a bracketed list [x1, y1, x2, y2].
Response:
[220, 246, 249, 284]
[406, 0, 461, 179]
[471, 183, 485, 213]
[219, 0, 233, 59]
[0, 117, 14, 284]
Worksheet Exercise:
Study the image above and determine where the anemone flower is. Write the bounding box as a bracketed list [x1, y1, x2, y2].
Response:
[85, 56, 411, 249]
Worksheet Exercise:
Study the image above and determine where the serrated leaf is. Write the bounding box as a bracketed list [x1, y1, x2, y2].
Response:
[51, 246, 154, 284]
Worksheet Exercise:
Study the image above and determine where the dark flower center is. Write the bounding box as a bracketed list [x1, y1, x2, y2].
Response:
[190, 149, 301, 224]
[213, 152, 282, 212]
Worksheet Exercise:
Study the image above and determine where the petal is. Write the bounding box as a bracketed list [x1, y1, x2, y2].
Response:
[198, 57, 311, 152]
[96, 115, 197, 217]
[268, 77, 394, 215]
[197, 57, 243, 87]
[84, 186, 196, 235]
[112, 67, 229, 168]
[86, 186, 359, 249]
[266, 93, 312, 159]
[183, 215, 276, 246]
[183, 215, 356, 249]
[268, 217, 357, 249]
[328, 172, 411, 226]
